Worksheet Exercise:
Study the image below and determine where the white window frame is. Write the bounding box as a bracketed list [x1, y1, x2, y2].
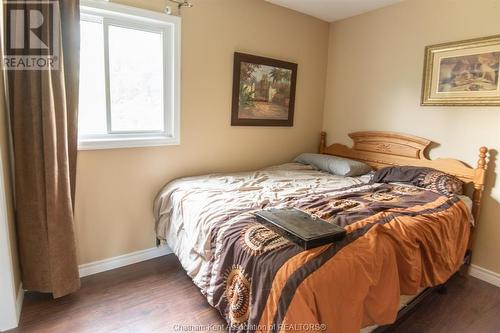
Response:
[78, 0, 181, 150]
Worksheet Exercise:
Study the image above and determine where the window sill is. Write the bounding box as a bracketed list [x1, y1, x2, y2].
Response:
[78, 136, 180, 151]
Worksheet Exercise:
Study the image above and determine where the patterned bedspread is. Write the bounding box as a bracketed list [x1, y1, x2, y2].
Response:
[154, 164, 471, 333]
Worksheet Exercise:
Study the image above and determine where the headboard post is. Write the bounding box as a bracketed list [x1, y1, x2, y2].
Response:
[319, 131, 327, 154]
[469, 147, 488, 251]
[471, 147, 488, 221]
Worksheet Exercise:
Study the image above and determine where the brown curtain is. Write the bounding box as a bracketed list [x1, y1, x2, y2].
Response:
[7, 0, 80, 297]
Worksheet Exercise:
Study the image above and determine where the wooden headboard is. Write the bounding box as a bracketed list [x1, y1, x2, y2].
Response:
[319, 131, 488, 225]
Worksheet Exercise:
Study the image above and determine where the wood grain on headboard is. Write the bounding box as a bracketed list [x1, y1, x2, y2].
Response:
[319, 131, 488, 226]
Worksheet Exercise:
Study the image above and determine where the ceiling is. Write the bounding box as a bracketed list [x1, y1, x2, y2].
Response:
[266, 0, 404, 22]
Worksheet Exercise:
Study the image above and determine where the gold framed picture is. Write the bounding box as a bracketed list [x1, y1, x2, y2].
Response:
[421, 35, 500, 106]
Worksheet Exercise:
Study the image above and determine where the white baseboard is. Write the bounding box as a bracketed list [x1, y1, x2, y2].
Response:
[79, 246, 172, 278]
[469, 264, 500, 288]
[78, 249, 497, 288]
[16, 283, 24, 322]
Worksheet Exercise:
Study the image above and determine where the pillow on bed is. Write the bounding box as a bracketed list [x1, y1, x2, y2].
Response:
[294, 153, 372, 177]
[372, 166, 464, 196]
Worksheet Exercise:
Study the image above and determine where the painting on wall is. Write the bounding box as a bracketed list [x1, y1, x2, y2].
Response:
[422, 35, 500, 106]
[231, 52, 297, 126]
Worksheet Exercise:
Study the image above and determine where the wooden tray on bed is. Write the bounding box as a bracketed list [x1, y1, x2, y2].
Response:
[255, 208, 346, 250]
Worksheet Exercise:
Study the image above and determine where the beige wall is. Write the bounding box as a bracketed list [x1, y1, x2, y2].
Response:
[75, 0, 329, 264]
[324, 0, 500, 273]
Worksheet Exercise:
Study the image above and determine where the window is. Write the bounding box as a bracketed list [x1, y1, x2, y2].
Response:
[78, 1, 180, 150]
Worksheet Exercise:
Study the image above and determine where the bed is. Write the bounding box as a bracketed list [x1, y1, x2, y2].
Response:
[153, 131, 488, 333]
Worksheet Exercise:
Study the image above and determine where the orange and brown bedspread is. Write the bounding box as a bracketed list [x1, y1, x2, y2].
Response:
[203, 183, 470, 333]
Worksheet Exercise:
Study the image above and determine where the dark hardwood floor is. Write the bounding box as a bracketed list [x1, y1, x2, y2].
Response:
[9, 255, 500, 333]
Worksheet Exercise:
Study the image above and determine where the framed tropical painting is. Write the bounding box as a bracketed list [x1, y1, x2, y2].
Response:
[231, 52, 298, 126]
[422, 35, 500, 106]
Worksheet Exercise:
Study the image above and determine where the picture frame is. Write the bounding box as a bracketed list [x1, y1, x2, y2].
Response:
[421, 35, 500, 106]
[231, 52, 298, 126]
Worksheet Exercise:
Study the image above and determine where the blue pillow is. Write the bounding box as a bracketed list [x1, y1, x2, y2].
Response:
[294, 153, 372, 177]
